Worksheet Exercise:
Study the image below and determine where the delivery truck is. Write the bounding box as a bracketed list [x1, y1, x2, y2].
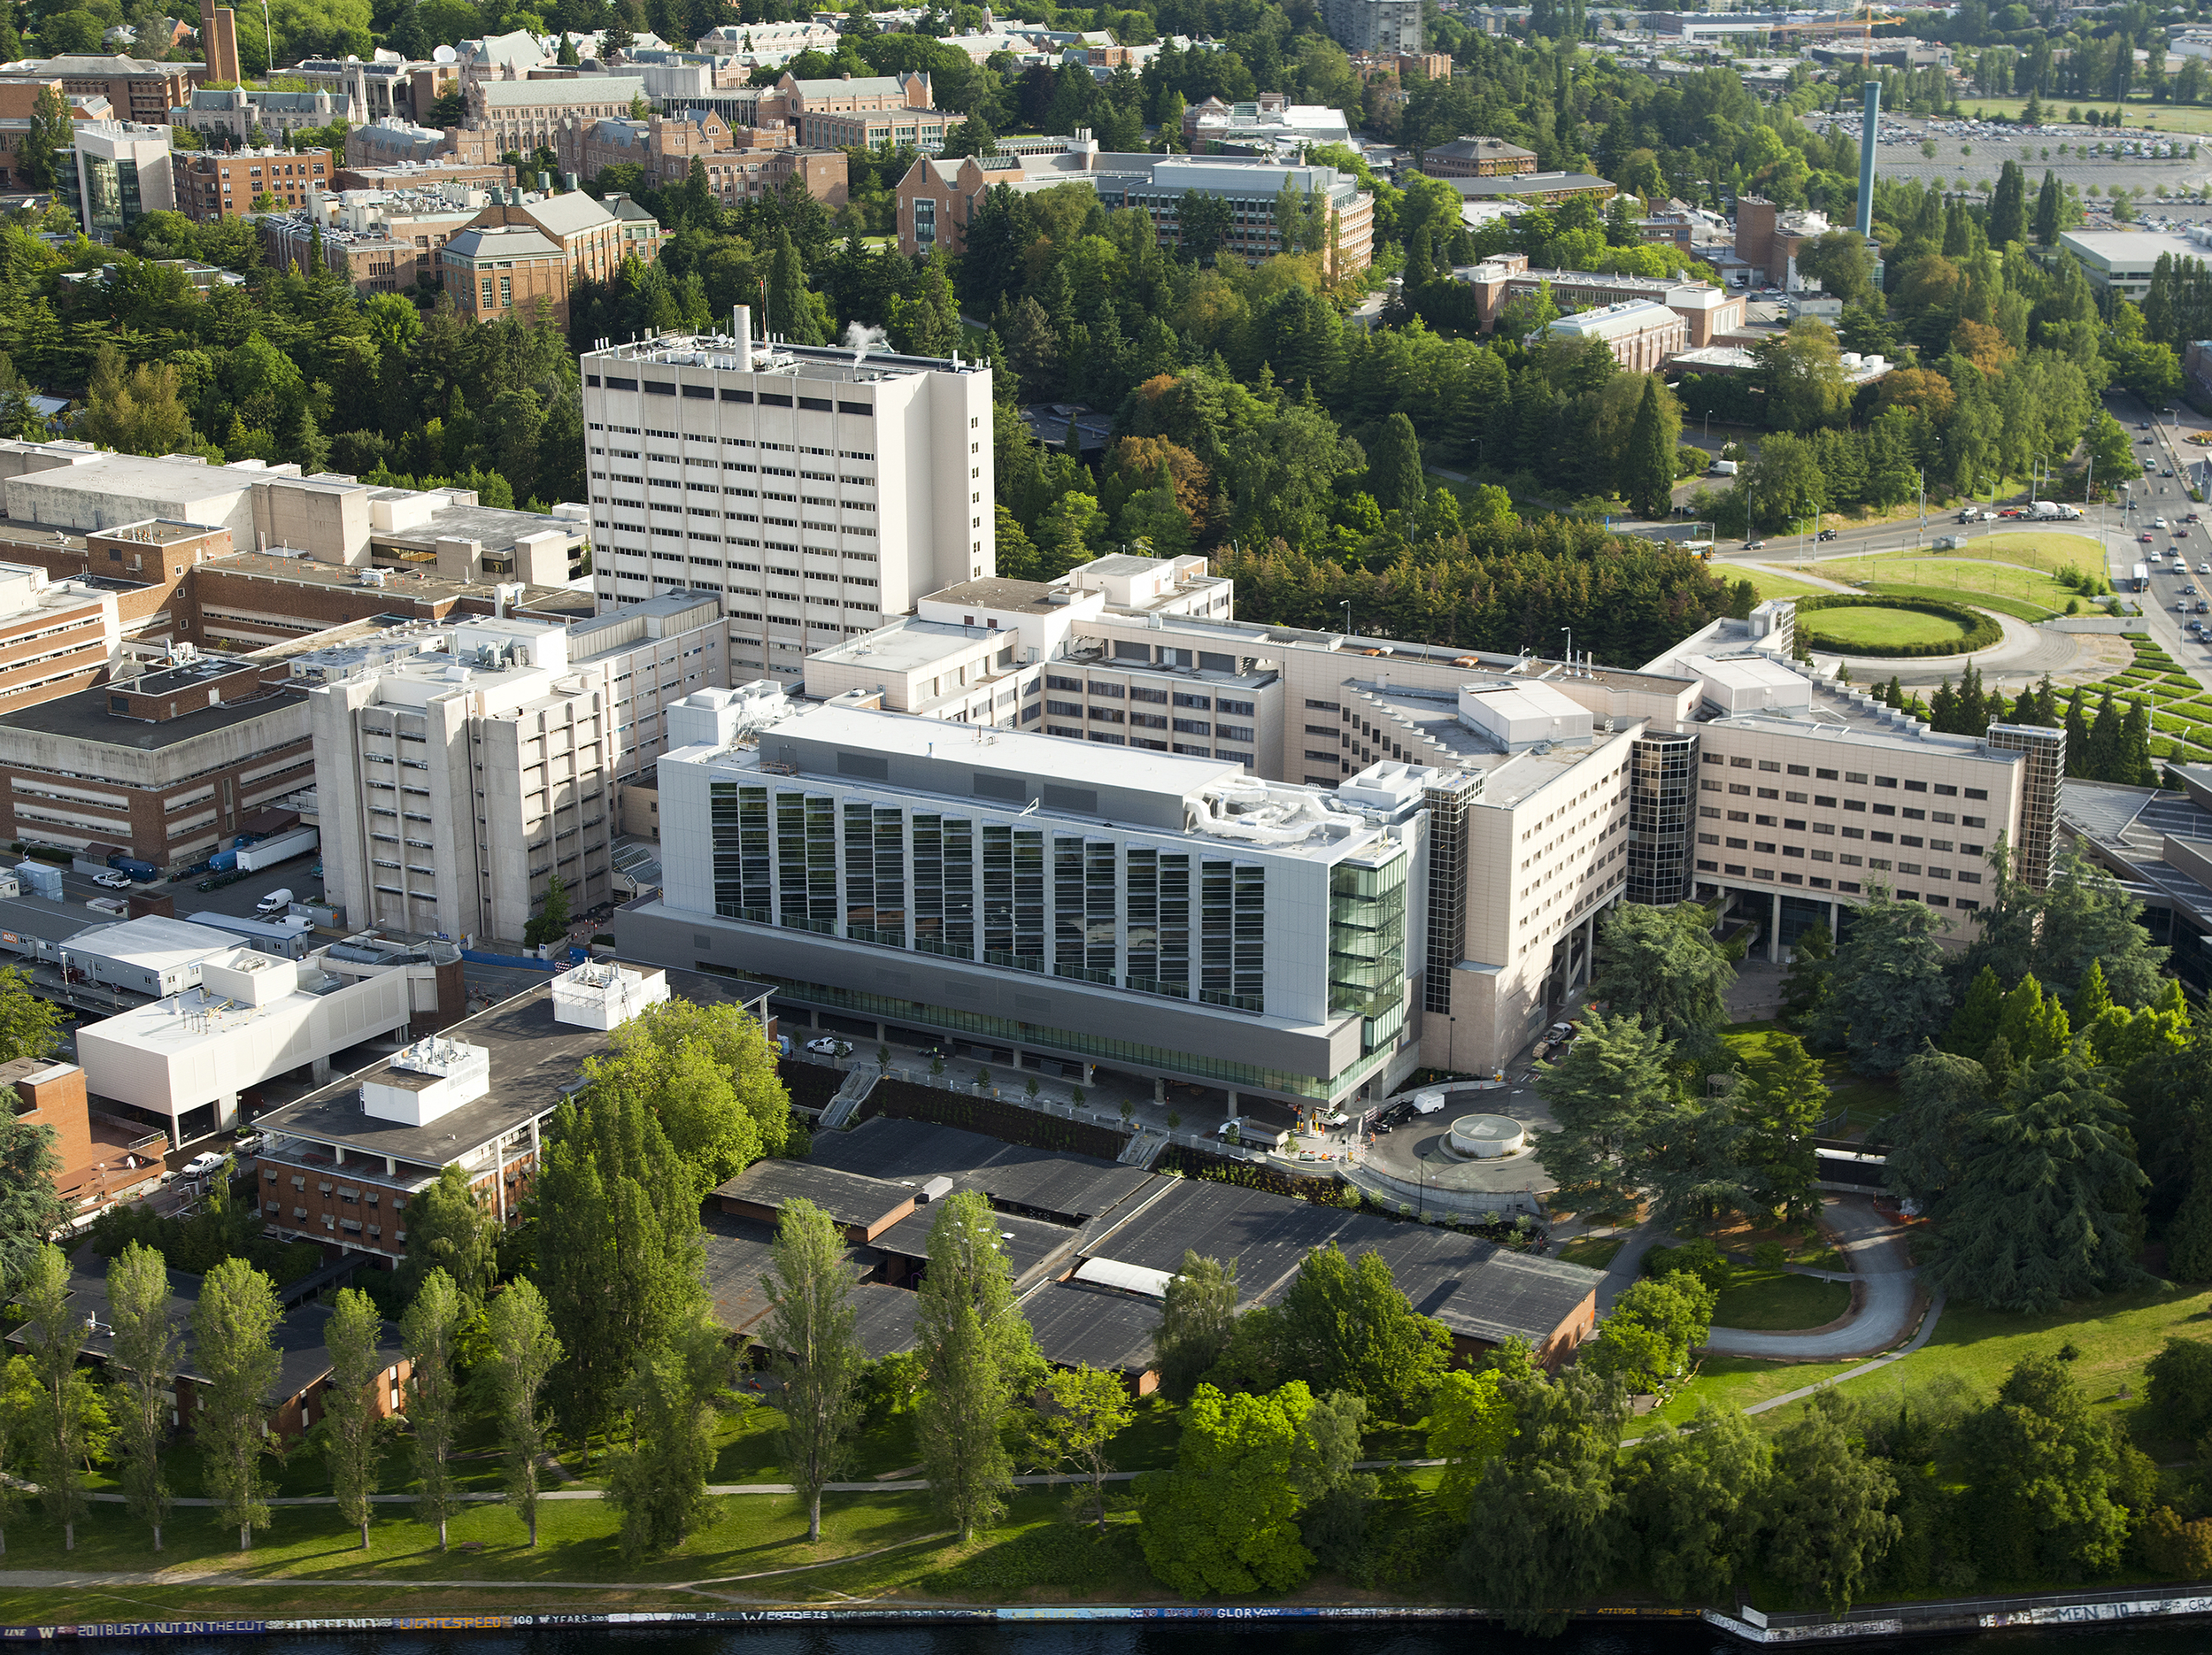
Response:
[234, 828, 318, 873]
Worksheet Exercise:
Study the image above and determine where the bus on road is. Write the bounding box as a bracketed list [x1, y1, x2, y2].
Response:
[2136, 562, 2153, 591]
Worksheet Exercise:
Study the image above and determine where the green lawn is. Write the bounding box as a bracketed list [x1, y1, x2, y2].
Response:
[1623, 1354, 1867, 1439]
[1750, 1281, 2212, 1446]
[1559, 1235, 1626, 1270]
[1836, 550, 2088, 611]
[1861, 583, 2059, 623]
[1948, 530, 2109, 576]
[1711, 1269, 1853, 1332]
[1796, 604, 1978, 651]
[1960, 95, 2212, 140]
[1730, 565, 1839, 601]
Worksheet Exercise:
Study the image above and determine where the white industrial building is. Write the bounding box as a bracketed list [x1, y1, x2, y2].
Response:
[580, 308, 994, 685]
[60, 914, 243, 998]
[74, 943, 420, 1143]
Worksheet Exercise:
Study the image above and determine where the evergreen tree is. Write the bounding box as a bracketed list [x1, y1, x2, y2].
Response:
[1368, 411, 1426, 518]
[1923, 1050, 2146, 1311]
[2086, 690, 2123, 781]
[1622, 375, 1676, 520]
[1587, 902, 1737, 1048]
[2069, 958, 2113, 1031]
[1988, 159, 2029, 247]
[1531, 1010, 1682, 1225]
[2064, 689, 2092, 778]
[2121, 697, 2156, 786]
[766, 230, 822, 345]
[1779, 920, 1833, 1030]
[1809, 888, 1954, 1076]
[1734, 1033, 1826, 1221]
[1943, 966, 2006, 1057]
[1881, 1046, 1990, 1208]
[2033, 169, 2063, 245]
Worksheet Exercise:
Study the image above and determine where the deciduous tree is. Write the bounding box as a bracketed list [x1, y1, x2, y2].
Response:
[1153, 1251, 1238, 1401]
[480, 1279, 562, 1547]
[1961, 1355, 2131, 1580]
[403, 1267, 465, 1551]
[605, 1310, 737, 1559]
[762, 1197, 862, 1543]
[1762, 1391, 1899, 1613]
[19, 1244, 96, 1550]
[1626, 1402, 1772, 1602]
[1030, 1364, 1134, 1534]
[314, 1286, 385, 1551]
[106, 1242, 178, 1551]
[193, 1258, 284, 1551]
[1270, 1244, 1450, 1417]
[1139, 1382, 1317, 1595]
[914, 1189, 1041, 1543]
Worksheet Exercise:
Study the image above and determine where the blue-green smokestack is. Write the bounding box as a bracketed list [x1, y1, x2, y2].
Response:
[1855, 81, 1880, 236]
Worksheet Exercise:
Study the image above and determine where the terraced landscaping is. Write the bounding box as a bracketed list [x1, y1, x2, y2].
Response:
[2105, 636, 2212, 764]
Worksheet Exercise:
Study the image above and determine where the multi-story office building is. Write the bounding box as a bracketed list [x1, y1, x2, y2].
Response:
[453, 74, 651, 159]
[55, 120, 175, 235]
[898, 139, 1375, 275]
[620, 692, 1430, 1109]
[579, 315, 993, 682]
[1319, 0, 1422, 54]
[307, 614, 620, 945]
[726, 558, 2065, 1089]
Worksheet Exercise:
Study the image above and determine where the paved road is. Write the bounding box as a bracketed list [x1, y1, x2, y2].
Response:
[1703, 1195, 1922, 1360]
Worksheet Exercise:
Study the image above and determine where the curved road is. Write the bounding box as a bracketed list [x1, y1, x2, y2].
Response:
[1703, 1195, 1922, 1360]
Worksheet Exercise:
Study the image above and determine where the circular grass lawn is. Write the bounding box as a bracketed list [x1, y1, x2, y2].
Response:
[1796, 604, 1980, 654]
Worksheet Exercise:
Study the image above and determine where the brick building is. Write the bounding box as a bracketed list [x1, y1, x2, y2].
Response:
[464, 188, 667, 290]
[777, 69, 961, 150]
[172, 146, 332, 221]
[1419, 135, 1537, 177]
[438, 221, 573, 327]
[1732, 196, 1835, 286]
[0, 54, 195, 126]
[1451, 253, 1746, 346]
[0, 559, 125, 712]
[900, 142, 1374, 276]
[2, 1056, 166, 1213]
[261, 193, 482, 293]
[559, 105, 846, 207]
[17, 1260, 411, 1444]
[453, 73, 651, 160]
[1538, 297, 1688, 372]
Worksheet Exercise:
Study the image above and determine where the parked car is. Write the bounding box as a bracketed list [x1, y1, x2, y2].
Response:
[91, 870, 131, 889]
[181, 1151, 227, 1178]
[804, 1036, 850, 1058]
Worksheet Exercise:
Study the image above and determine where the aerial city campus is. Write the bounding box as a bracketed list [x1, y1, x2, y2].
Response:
[0, 310, 2125, 1616]
[5, 1, 2212, 1635]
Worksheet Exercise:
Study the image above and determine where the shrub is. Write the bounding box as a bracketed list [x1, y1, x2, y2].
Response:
[2139, 1507, 2212, 1577]
[1792, 594, 2001, 658]
[1643, 1235, 1730, 1290]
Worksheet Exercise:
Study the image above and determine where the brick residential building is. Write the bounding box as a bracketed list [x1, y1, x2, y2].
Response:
[172, 146, 331, 221]
[1420, 135, 1538, 177]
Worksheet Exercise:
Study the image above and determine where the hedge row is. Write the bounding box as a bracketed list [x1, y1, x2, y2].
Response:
[1794, 593, 2002, 658]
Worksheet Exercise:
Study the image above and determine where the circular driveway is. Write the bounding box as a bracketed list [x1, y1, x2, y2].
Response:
[1360, 1078, 1558, 1197]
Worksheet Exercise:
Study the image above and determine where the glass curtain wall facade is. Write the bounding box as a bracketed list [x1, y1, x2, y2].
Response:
[1628, 731, 1696, 904]
[707, 780, 1353, 1020]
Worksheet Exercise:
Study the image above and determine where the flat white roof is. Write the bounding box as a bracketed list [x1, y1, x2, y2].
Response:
[67, 914, 238, 972]
[749, 702, 1245, 795]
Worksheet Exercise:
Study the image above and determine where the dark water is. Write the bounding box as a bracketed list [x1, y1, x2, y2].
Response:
[47, 1620, 2212, 1655]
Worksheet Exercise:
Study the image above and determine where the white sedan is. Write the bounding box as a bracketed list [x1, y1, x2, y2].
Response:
[805, 1036, 851, 1058]
[181, 1151, 227, 1177]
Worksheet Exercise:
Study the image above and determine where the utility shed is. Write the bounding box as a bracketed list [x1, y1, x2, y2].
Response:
[1019, 1281, 1164, 1392]
[712, 1158, 918, 1243]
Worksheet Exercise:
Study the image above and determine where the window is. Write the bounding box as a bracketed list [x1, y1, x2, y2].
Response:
[1965, 788, 1988, 801]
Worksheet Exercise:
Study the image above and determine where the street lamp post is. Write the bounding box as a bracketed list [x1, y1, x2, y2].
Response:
[1342, 601, 1353, 637]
